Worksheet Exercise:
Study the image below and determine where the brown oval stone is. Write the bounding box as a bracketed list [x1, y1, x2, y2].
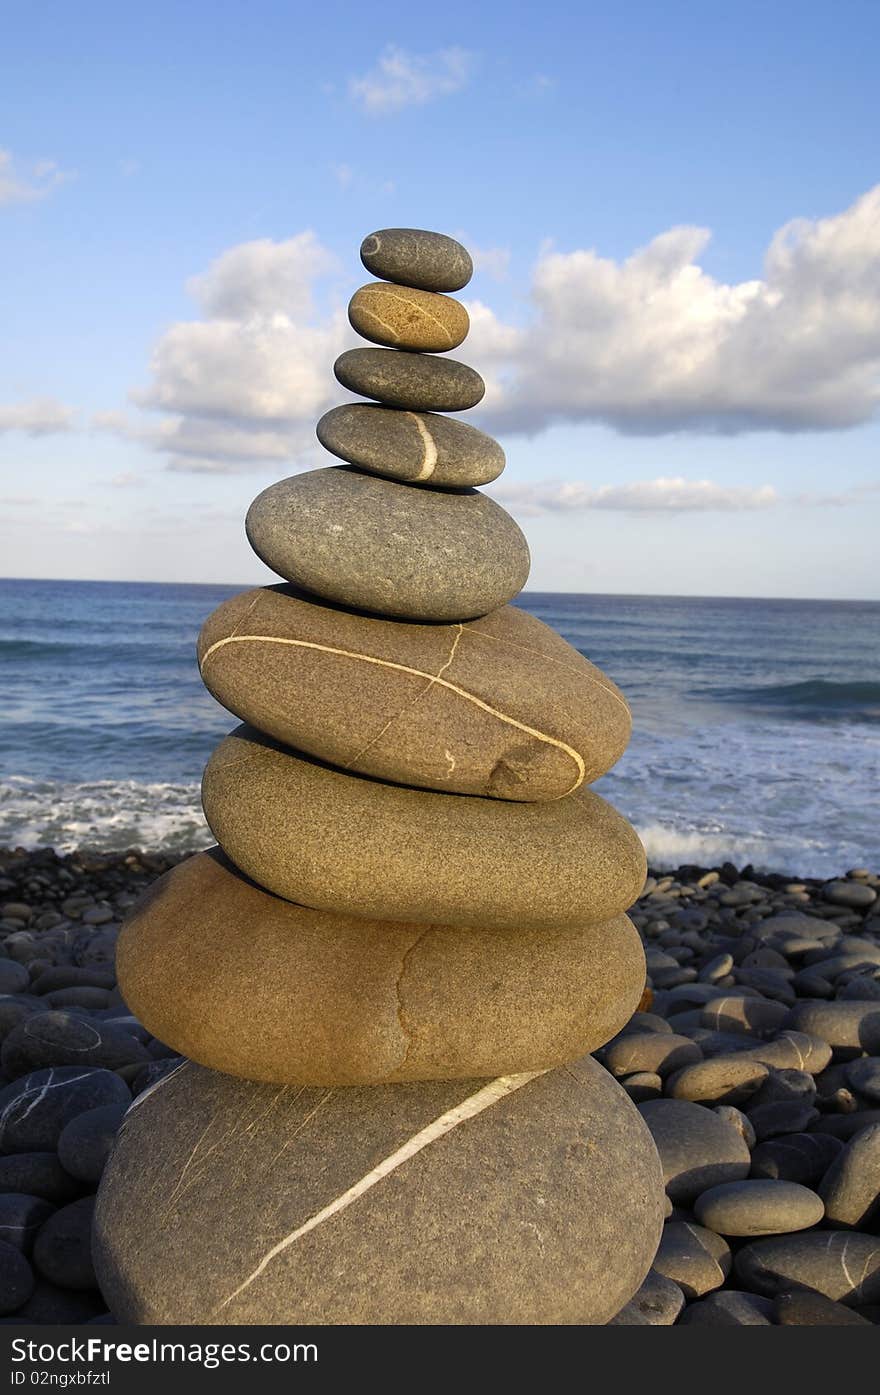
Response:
[360, 227, 473, 292]
[245, 467, 529, 622]
[198, 587, 631, 800]
[201, 726, 647, 931]
[316, 403, 505, 487]
[117, 850, 646, 1086]
[335, 347, 484, 412]
[93, 1054, 664, 1324]
[349, 282, 469, 353]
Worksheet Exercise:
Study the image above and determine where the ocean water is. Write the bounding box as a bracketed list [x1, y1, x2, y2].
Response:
[0, 578, 878, 876]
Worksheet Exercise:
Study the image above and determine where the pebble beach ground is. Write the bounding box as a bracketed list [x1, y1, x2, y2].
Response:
[0, 844, 878, 1326]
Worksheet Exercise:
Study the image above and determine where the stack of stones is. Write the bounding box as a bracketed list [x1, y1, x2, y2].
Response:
[93, 229, 664, 1325]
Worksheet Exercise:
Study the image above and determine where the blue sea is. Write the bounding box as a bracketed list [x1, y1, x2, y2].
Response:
[0, 578, 878, 876]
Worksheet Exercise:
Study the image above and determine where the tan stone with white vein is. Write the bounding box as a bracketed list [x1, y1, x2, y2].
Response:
[349, 281, 469, 352]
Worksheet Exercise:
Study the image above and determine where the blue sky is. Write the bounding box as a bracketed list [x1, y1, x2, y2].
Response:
[2, 0, 879, 596]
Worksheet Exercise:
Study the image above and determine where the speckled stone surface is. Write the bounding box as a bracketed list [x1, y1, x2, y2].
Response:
[245, 467, 530, 622]
[360, 228, 473, 292]
[335, 348, 484, 412]
[197, 587, 631, 801]
[117, 850, 646, 1086]
[734, 1232, 880, 1305]
[92, 1053, 664, 1324]
[349, 282, 469, 352]
[201, 727, 647, 932]
[316, 404, 504, 487]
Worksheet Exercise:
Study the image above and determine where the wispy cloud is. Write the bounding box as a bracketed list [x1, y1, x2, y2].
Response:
[0, 149, 74, 206]
[492, 477, 780, 516]
[349, 46, 473, 114]
[0, 398, 75, 434]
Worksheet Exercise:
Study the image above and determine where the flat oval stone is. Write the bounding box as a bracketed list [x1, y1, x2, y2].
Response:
[784, 1001, 880, 1055]
[0, 1194, 55, 1254]
[845, 1056, 880, 1101]
[0, 1010, 148, 1076]
[678, 1290, 774, 1325]
[750, 1132, 844, 1184]
[818, 1123, 880, 1228]
[360, 228, 473, 292]
[349, 282, 469, 352]
[651, 1222, 731, 1300]
[775, 1291, 874, 1325]
[638, 1099, 751, 1203]
[609, 1270, 685, 1326]
[734, 1233, 880, 1305]
[667, 1055, 769, 1107]
[33, 1198, 97, 1291]
[0, 1154, 80, 1205]
[198, 588, 630, 802]
[245, 468, 529, 623]
[693, 1179, 824, 1236]
[604, 1032, 700, 1080]
[335, 348, 484, 412]
[93, 1054, 664, 1325]
[316, 404, 504, 487]
[202, 727, 647, 932]
[117, 850, 645, 1086]
[0, 1068, 130, 1153]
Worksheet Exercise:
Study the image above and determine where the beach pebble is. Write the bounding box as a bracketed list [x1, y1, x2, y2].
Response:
[713, 1104, 756, 1148]
[824, 880, 877, 909]
[784, 1001, 880, 1055]
[621, 1072, 663, 1102]
[701, 995, 789, 1035]
[666, 1055, 768, 1106]
[735, 1232, 880, 1304]
[334, 347, 484, 413]
[57, 1104, 128, 1185]
[818, 1123, 880, 1229]
[693, 1179, 824, 1236]
[32, 1196, 96, 1290]
[30, 967, 118, 996]
[202, 732, 646, 933]
[9, 1280, 105, 1325]
[93, 1054, 664, 1324]
[348, 281, 469, 352]
[0, 1154, 80, 1205]
[45, 987, 110, 1009]
[638, 1099, 751, 1203]
[0, 962, 30, 995]
[245, 467, 528, 623]
[605, 1033, 701, 1080]
[775, 1291, 874, 1325]
[0, 1193, 55, 1253]
[609, 1270, 685, 1325]
[678, 1290, 774, 1325]
[0, 1240, 34, 1314]
[360, 228, 473, 292]
[0, 1010, 149, 1076]
[750, 1131, 844, 1184]
[198, 587, 629, 803]
[699, 953, 734, 983]
[0, 995, 49, 1041]
[316, 403, 504, 488]
[807, 1109, 880, 1139]
[845, 1057, 880, 1101]
[651, 1222, 731, 1299]
[748, 1067, 817, 1109]
[744, 1030, 831, 1074]
[0, 1067, 130, 1152]
[746, 1099, 820, 1141]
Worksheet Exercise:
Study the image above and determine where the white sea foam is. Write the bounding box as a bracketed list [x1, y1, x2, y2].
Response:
[0, 775, 213, 854]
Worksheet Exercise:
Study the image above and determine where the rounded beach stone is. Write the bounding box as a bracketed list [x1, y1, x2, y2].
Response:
[0, 1010, 148, 1076]
[638, 1099, 751, 1203]
[349, 282, 469, 352]
[0, 995, 48, 1042]
[57, 1104, 129, 1185]
[92, 1054, 664, 1325]
[0, 1067, 130, 1153]
[245, 468, 528, 623]
[750, 1132, 844, 1183]
[0, 1240, 34, 1314]
[701, 995, 789, 1035]
[693, 1179, 824, 1236]
[609, 1270, 684, 1326]
[818, 1123, 880, 1229]
[32, 1197, 96, 1290]
[0, 1195, 55, 1254]
[678, 1290, 774, 1325]
[734, 1233, 880, 1305]
[202, 727, 647, 932]
[784, 1001, 880, 1055]
[360, 228, 473, 292]
[667, 1055, 769, 1107]
[744, 1031, 832, 1074]
[604, 1032, 700, 1080]
[10, 1280, 105, 1324]
[0, 962, 30, 994]
[651, 1222, 731, 1300]
[0, 1154, 80, 1205]
[775, 1291, 874, 1325]
[845, 1057, 880, 1101]
[316, 404, 504, 488]
[334, 348, 484, 412]
[198, 588, 631, 802]
[117, 850, 646, 1086]
[714, 1105, 756, 1149]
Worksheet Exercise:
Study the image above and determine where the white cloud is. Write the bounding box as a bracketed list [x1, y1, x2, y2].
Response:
[349, 46, 472, 114]
[467, 245, 511, 280]
[186, 233, 338, 320]
[491, 477, 779, 515]
[0, 398, 75, 434]
[0, 149, 74, 206]
[471, 185, 880, 435]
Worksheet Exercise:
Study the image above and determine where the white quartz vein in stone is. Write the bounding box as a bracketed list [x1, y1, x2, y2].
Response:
[408, 413, 439, 481]
[213, 1070, 547, 1313]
